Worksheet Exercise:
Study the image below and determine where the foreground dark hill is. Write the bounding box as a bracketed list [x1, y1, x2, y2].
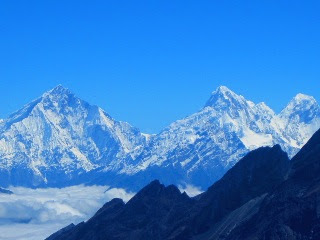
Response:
[226, 128, 320, 240]
[47, 180, 195, 240]
[47, 143, 291, 240]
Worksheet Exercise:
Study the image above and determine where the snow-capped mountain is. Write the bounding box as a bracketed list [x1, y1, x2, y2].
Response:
[116, 86, 320, 188]
[0, 85, 148, 187]
[0, 85, 319, 190]
[277, 93, 320, 149]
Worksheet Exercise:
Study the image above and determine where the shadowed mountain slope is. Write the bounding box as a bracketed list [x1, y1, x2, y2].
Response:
[47, 143, 291, 240]
[226, 129, 320, 240]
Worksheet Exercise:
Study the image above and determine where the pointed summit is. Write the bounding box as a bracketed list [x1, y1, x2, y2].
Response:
[280, 93, 320, 123]
[215, 85, 232, 93]
[39, 85, 84, 111]
[204, 85, 246, 109]
[49, 84, 70, 94]
[43, 85, 72, 99]
[4, 85, 88, 131]
[212, 85, 235, 96]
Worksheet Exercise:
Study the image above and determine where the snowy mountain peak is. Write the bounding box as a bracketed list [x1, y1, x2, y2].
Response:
[0, 86, 149, 186]
[215, 85, 232, 94]
[211, 85, 237, 98]
[280, 93, 320, 122]
[287, 93, 318, 110]
[293, 93, 316, 103]
[37, 85, 93, 119]
[45, 84, 71, 96]
[273, 93, 320, 151]
[3, 86, 85, 131]
[41, 85, 74, 103]
[205, 86, 246, 108]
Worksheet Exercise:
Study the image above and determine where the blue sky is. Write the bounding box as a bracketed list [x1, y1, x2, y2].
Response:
[0, 1, 319, 133]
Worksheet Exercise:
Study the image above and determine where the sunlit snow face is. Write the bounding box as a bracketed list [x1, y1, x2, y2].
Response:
[0, 185, 134, 240]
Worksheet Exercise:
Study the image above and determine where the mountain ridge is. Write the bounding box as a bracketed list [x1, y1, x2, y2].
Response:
[0, 85, 319, 190]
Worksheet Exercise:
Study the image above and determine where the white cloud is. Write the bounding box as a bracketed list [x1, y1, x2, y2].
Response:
[178, 184, 203, 197]
[0, 223, 65, 240]
[0, 185, 135, 240]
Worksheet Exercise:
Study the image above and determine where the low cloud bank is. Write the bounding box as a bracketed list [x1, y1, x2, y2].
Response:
[0, 185, 134, 240]
[0, 183, 204, 239]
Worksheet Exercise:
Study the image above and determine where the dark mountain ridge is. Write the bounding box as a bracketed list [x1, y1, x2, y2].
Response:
[226, 128, 320, 240]
[47, 138, 299, 239]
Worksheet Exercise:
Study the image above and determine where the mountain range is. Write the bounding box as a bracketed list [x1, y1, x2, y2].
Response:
[0, 85, 319, 190]
[47, 127, 320, 240]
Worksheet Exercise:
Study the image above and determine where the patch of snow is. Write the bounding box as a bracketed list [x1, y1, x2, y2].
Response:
[240, 128, 273, 150]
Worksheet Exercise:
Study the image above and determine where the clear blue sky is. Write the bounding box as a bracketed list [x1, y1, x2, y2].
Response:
[0, 1, 319, 133]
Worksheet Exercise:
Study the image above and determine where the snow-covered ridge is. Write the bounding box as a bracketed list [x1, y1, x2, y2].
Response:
[0, 85, 319, 190]
[121, 86, 320, 189]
